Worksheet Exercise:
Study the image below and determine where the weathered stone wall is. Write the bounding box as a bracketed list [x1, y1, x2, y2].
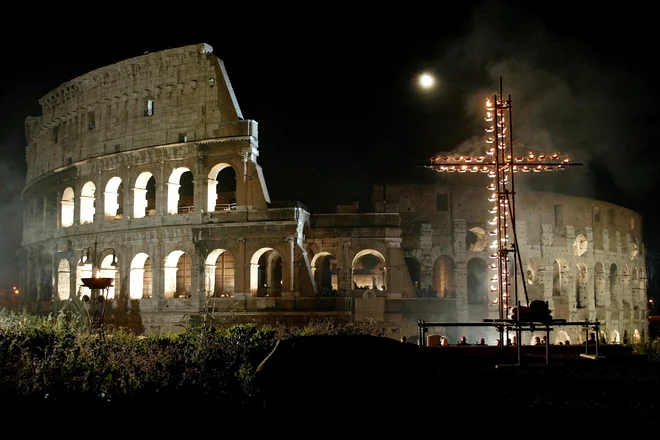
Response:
[373, 182, 649, 344]
[24, 43, 249, 184]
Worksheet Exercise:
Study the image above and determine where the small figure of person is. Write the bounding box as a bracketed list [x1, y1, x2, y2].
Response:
[478, 337, 486, 345]
[400, 336, 408, 343]
[533, 336, 542, 345]
[565, 340, 571, 345]
[458, 335, 469, 345]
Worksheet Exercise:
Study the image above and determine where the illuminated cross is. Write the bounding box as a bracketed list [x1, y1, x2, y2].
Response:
[420, 78, 583, 322]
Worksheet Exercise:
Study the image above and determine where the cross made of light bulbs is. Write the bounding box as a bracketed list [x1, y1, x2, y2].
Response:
[421, 78, 583, 321]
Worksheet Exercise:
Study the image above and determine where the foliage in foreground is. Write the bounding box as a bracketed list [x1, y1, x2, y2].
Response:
[0, 309, 384, 405]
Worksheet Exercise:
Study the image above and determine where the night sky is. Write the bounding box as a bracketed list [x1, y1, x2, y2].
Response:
[1, 3, 659, 295]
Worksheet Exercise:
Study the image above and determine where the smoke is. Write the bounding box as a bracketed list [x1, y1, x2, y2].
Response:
[432, 1, 657, 205]
[0, 159, 24, 287]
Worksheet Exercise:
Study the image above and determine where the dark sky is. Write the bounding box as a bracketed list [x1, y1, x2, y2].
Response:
[1, 3, 659, 288]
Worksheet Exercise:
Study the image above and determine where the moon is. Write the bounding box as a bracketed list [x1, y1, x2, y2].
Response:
[418, 73, 435, 89]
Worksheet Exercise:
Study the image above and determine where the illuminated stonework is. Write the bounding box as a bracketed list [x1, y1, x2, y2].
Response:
[18, 44, 649, 343]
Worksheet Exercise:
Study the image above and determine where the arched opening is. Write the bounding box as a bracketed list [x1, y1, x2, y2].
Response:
[610, 263, 619, 303]
[352, 250, 386, 291]
[75, 256, 93, 299]
[313, 253, 338, 295]
[167, 167, 193, 214]
[61, 187, 75, 228]
[610, 330, 621, 344]
[104, 176, 124, 220]
[79, 181, 96, 224]
[204, 249, 236, 297]
[525, 259, 543, 302]
[552, 259, 569, 297]
[432, 256, 455, 298]
[573, 234, 588, 256]
[207, 163, 237, 212]
[164, 250, 192, 298]
[250, 247, 283, 296]
[133, 172, 156, 218]
[467, 258, 488, 304]
[130, 253, 152, 299]
[594, 262, 605, 306]
[576, 263, 588, 308]
[99, 254, 119, 300]
[57, 258, 71, 300]
[633, 329, 641, 343]
[554, 330, 571, 345]
[405, 257, 422, 295]
[466, 227, 488, 252]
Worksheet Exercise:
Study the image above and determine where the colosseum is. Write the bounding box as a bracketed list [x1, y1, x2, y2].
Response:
[19, 43, 648, 344]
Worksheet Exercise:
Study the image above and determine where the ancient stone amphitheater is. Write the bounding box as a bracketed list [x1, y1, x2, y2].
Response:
[19, 43, 648, 344]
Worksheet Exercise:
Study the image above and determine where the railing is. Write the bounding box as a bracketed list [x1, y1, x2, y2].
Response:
[214, 203, 236, 211]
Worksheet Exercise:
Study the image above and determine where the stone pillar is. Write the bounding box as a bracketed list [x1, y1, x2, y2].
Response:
[419, 223, 433, 288]
[151, 245, 164, 300]
[282, 237, 295, 298]
[118, 249, 130, 300]
[233, 238, 250, 298]
[156, 162, 167, 216]
[192, 178, 206, 214]
[455, 261, 468, 323]
[336, 238, 352, 294]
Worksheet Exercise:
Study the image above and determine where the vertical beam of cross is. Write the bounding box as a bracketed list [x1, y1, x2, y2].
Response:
[419, 77, 582, 322]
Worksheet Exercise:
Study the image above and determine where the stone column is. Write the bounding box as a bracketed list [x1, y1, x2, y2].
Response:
[151, 245, 164, 300]
[336, 238, 352, 294]
[233, 238, 250, 298]
[282, 237, 295, 298]
[156, 162, 167, 216]
[193, 178, 206, 214]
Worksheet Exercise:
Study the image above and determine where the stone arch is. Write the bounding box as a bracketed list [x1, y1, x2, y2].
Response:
[631, 243, 638, 260]
[104, 176, 124, 220]
[207, 163, 237, 212]
[552, 259, 569, 297]
[575, 263, 588, 308]
[164, 250, 192, 298]
[554, 330, 571, 345]
[167, 167, 193, 214]
[525, 258, 543, 302]
[312, 252, 338, 293]
[134, 171, 156, 218]
[76, 256, 93, 299]
[57, 258, 71, 300]
[130, 253, 152, 299]
[610, 330, 621, 344]
[573, 234, 588, 256]
[405, 256, 422, 294]
[633, 329, 641, 343]
[466, 227, 488, 252]
[529, 331, 546, 345]
[99, 254, 119, 300]
[352, 249, 386, 291]
[250, 247, 283, 296]
[204, 249, 235, 297]
[467, 257, 488, 304]
[610, 263, 619, 303]
[594, 262, 606, 306]
[61, 187, 75, 228]
[79, 181, 96, 224]
[432, 255, 455, 297]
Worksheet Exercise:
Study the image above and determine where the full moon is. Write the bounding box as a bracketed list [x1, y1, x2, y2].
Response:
[419, 73, 435, 89]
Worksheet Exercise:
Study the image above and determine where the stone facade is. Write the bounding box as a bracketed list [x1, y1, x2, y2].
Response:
[19, 43, 648, 344]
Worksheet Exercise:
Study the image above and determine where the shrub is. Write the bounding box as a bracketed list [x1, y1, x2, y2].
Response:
[0, 310, 385, 406]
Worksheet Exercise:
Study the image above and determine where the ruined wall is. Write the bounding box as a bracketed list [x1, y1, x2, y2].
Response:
[24, 43, 250, 184]
[374, 182, 648, 344]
